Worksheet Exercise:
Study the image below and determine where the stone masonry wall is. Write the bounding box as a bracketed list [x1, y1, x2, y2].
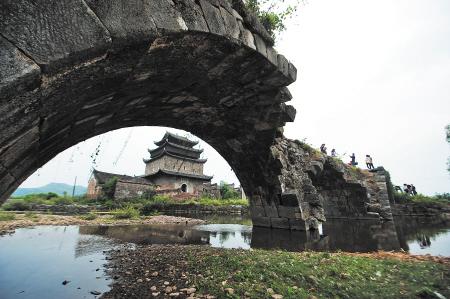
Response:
[145, 155, 204, 175]
[114, 181, 153, 200]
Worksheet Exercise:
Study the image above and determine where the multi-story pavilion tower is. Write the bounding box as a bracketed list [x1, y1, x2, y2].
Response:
[143, 132, 212, 194]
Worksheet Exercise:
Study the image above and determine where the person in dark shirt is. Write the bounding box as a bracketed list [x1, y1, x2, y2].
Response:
[331, 149, 337, 157]
[411, 184, 417, 195]
[349, 153, 357, 166]
[320, 144, 327, 155]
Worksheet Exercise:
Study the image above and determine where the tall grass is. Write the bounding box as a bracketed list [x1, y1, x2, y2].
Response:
[111, 206, 140, 219]
[0, 212, 15, 221]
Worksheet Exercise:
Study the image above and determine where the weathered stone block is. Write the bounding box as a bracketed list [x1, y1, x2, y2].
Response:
[253, 34, 267, 57]
[0, 126, 39, 169]
[270, 217, 290, 229]
[289, 218, 307, 231]
[237, 21, 256, 49]
[174, 0, 209, 32]
[0, 0, 111, 72]
[280, 192, 299, 206]
[250, 205, 266, 217]
[199, 0, 226, 35]
[219, 6, 240, 39]
[0, 36, 40, 99]
[278, 205, 301, 219]
[263, 203, 279, 218]
[85, 0, 159, 43]
[252, 216, 271, 228]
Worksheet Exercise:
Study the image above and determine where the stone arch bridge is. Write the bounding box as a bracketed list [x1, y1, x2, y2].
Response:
[0, 0, 393, 230]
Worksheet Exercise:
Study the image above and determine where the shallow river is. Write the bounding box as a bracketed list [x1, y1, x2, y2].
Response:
[0, 216, 449, 298]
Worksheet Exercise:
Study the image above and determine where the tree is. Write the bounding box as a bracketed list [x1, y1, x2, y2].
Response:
[102, 177, 118, 199]
[220, 181, 240, 199]
[245, 0, 302, 38]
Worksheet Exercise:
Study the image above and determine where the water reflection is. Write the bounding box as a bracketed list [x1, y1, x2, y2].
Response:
[394, 216, 450, 256]
[75, 216, 450, 256]
[0, 226, 113, 299]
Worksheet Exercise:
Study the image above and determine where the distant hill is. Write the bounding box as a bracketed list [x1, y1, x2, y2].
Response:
[12, 183, 87, 197]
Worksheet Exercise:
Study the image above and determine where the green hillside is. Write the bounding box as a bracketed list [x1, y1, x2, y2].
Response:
[12, 183, 87, 197]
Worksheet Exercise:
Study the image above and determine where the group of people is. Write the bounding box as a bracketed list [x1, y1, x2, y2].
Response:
[320, 144, 375, 169]
[393, 184, 418, 195]
[320, 143, 419, 196]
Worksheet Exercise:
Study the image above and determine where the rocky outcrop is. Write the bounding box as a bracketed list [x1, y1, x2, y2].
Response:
[296, 143, 393, 221]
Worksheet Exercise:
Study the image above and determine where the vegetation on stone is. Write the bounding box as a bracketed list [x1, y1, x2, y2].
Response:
[102, 177, 118, 199]
[246, 0, 301, 38]
[393, 192, 450, 204]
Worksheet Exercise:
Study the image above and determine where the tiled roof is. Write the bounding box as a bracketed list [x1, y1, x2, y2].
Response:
[93, 169, 151, 185]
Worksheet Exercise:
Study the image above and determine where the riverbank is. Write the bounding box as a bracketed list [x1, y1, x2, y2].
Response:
[102, 244, 450, 299]
[392, 201, 450, 219]
[0, 213, 204, 235]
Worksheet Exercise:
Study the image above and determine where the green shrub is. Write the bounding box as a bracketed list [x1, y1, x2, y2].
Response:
[219, 181, 240, 199]
[80, 212, 98, 220]
[2, 199, 31, 211]
[0, 212, 15, 221]
[52, 197, 74, 205]
[103, 177, 118, 199]
[245, 0, 300, 38]
[111, 206, 140, 219]
[393, 192, 450, 204]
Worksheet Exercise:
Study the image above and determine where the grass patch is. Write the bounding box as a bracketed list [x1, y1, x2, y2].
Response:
[394, 192, 450, 204]
[111, 206, 140, 219]
[0, 212, 16, 221]
[80, 212, 98, 220]
[186, 248, 450, 299]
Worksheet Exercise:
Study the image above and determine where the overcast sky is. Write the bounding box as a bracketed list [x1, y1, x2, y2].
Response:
[20, 0, 450, 195]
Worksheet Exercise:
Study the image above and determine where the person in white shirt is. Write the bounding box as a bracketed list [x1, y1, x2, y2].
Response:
[365, 155, 374, 169]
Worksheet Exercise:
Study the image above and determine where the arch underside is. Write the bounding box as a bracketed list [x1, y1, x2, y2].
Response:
[1, 0, 375, 231]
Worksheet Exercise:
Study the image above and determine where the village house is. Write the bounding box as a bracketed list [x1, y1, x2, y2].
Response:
[87, 132, 215, 200]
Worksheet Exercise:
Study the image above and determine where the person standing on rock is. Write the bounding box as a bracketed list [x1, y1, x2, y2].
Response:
[411, 184, 417, 195]
[365, 155, 374, 169]
[331, 149, 337, 157]
[320, 144, 327, 155]
[349, 153, 357, 166]
[404, 184, 411, 194]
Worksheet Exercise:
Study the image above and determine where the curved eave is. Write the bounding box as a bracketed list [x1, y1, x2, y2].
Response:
[154, 132, 199, 147]
[144, 152, 207, 164]
[149, 142, 203, 154]
[143, 169, 213, 181]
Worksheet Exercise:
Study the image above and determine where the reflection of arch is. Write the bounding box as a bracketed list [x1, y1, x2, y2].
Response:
[0, 0, 324, 231]
[181, 184, 187, 193]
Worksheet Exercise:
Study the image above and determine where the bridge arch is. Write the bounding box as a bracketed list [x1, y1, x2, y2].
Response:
[0, 0, 326, 230]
